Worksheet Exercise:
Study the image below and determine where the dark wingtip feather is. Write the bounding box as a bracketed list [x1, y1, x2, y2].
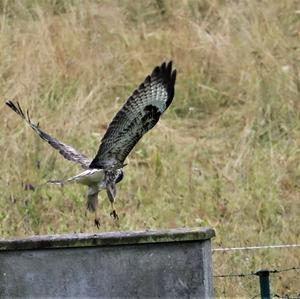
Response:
[152, 61, 175, 80]
[6, 100, 17, 111]
[6, 100, 32, 124]
[151, 66, 160, 77]
[5, 100, 12, 107]
[172, 69, 177, 85]
[6, 100, 24, 118]
[26, 109, 31, 123]
[17, 102, 25, 118]
[166, 61, 172, 74]
[161, 61, 166, 71]
[144, 75, 151, 84]
[165, 63, 177, 108]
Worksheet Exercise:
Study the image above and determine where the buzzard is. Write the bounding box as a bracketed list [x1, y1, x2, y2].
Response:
[6, 61, 176, 227]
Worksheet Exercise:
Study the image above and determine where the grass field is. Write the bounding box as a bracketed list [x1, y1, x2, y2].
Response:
[0, 0, 300, 297]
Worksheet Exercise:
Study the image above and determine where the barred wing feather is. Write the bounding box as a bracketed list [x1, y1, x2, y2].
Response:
[6, 101, 91, 169]
[89, 61, 176, 169]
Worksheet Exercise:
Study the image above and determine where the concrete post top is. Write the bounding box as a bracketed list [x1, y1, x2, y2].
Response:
[0, 227, 215, 251]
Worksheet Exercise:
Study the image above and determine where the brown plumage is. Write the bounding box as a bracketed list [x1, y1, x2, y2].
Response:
[6, 61, 177, 227]
[90, 61, 176, 169]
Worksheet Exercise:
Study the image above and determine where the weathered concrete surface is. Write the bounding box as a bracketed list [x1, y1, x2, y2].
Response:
[0, 227, 215, 250]
[0, 227, 215, 298]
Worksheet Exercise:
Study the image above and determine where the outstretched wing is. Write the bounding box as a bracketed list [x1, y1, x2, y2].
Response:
[6, 100, 91, 169]
[89, 61, 176, 169]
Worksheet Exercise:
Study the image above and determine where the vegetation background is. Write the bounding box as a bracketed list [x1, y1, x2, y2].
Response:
[0, 0, 299, 297]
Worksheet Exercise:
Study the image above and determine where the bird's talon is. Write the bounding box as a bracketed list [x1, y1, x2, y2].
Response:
[110, 210, 119, 220]
[94, 218, 101, 228]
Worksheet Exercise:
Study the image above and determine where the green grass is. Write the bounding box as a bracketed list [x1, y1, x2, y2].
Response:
[0, 0, 300, 297]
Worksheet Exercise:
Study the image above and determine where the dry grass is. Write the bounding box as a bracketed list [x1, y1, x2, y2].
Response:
[1, 0, 300, 297]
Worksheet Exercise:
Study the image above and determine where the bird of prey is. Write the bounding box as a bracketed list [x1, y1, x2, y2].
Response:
[6, 61, 176, 228]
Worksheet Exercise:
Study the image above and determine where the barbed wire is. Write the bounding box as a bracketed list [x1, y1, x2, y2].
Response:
[214, 272, 253, 278]
[269, 266, 300, 274]
[213, 244, 300, 252]
[273, 295, 300, 299]
[213, 245, 300, 298]
[213, 266, 300, 278]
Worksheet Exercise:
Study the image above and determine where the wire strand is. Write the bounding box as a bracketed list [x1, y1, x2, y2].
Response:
[213, 244, 300, 252]
[269, 266, 300, 274]
[214, 272, 254, 278]
[214, 266, 300, 278]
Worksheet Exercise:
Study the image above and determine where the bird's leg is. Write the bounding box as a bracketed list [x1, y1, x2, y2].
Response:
[106, 182, 119, 220]
[86, 186, 100, 228]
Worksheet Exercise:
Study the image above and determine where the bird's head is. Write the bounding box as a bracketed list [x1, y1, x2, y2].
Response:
[115, 169, 124, 183]
[105, 168, 124, 203]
